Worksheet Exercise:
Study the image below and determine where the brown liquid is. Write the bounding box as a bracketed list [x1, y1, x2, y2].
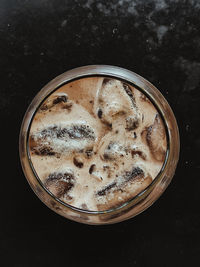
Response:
[29, 77, 167, 211]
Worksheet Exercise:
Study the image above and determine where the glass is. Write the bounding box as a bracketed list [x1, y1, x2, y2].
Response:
[19, 65, 179, 225]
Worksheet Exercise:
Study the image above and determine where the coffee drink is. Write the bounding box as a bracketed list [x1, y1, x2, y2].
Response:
[29, 77, 167, 211]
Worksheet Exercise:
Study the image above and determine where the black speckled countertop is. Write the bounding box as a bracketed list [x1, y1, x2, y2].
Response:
[1, 0, 200, 266]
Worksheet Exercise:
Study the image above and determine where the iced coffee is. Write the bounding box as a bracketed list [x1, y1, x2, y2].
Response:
[29, 77, 167, 211]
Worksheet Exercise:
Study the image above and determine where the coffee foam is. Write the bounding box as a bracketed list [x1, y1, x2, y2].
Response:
[29, 77, 167, 211]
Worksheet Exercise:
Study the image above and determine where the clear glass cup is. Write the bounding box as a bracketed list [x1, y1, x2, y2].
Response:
[19, 65, 180, 225]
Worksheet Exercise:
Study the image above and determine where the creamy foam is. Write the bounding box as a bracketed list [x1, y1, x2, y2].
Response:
[29, 77, 167, 211]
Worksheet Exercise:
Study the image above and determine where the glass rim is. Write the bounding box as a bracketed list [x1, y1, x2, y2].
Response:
[19, 65, 180, 216]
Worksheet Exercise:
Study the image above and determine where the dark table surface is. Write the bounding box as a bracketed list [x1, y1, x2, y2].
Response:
[1, 0, 200, 266]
